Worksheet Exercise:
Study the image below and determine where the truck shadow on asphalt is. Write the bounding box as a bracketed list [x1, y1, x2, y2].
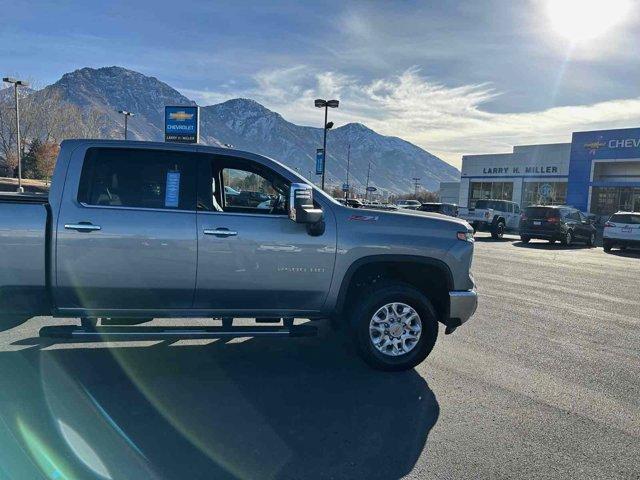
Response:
[0, 327, 439, 480]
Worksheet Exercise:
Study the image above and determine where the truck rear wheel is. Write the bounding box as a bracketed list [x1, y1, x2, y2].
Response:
[349, 282, 438, 371]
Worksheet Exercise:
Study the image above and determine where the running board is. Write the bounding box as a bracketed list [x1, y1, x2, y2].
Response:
[39, 324, 318, 340]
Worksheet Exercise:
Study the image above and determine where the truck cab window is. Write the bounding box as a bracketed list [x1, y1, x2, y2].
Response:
[78, 148, 197, 210]
[219, 166, 289, 215]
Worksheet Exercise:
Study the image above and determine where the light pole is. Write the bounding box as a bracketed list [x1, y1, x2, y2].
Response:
[365, 161, 371, 202]
[117, 110, 134, 139]
[3, 77, 29, 192]
[412, 177, 421, 197]
[344, 143, 351, 201]
[314, 98, 339, 191]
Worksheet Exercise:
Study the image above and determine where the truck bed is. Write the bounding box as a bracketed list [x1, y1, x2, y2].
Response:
[0, 196, 50, 315]
[0, 192, 49, 204]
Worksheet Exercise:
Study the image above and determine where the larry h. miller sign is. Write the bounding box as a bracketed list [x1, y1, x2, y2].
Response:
[165, 106, 199, 143]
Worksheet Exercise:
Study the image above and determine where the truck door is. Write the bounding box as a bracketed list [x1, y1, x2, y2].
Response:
[194, 155, 337, 312]
[55, 146, 198, 312]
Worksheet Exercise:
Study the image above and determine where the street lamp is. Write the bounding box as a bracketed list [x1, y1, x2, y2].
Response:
[3, 77, 29, 192]
[314, 98, 339, 190]
[117, 110, 134, 140]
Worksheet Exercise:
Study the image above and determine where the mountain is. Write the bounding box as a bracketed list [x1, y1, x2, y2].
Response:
[28, 66, 459, 192]
[38, 66, 197, 141]
[200, 99, 458, 191]
[0, 85, 34, 102]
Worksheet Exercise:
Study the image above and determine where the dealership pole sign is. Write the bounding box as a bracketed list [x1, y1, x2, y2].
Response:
[315, 148, 325, 175]
[165, 106, 199, 143]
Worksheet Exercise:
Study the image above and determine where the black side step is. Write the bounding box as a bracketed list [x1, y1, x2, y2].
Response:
[39, 324, 317, 340]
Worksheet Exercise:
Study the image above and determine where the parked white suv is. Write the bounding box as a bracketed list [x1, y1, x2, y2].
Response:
[459, 199, 520, 239]
[603, 212, 640, 252]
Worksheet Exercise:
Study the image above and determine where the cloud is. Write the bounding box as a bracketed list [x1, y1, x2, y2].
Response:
[181, 66, 640, 168]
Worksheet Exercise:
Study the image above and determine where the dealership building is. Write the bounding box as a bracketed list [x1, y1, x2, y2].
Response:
[445, 127, 640, 216]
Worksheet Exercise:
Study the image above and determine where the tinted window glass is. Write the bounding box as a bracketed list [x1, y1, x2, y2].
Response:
[220, 166, 289, 215]
[475, 200, 500, 209]
[79, 148, 197, 210]
[419, 204, 441, 212]
[525, 207, 558, 218]
[610, 214, 640, 224]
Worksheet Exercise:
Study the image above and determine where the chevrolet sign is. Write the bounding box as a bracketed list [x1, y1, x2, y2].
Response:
[165, 106, 199, 143]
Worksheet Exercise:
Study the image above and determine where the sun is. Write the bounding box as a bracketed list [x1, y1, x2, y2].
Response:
[545, 0, 631, 42]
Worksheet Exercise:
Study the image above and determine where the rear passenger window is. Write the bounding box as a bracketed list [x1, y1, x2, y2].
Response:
[78, 148, 197, 210]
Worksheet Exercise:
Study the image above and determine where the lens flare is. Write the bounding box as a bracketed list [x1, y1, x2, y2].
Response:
[546, 0, 631, 42]
[17, 417, 76, 480]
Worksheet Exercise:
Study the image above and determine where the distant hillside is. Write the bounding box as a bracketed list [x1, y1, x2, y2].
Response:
[22, 66, 460, 192]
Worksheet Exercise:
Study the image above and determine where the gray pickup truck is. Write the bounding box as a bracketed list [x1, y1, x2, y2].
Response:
[0, 140, 477, 370]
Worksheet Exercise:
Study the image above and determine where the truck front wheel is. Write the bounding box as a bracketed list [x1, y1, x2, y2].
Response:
[349, 282, 438, 371]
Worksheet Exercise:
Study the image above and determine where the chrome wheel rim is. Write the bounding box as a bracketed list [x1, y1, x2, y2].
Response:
[369, 302, 422, 357]
[566, 232, 572, 245]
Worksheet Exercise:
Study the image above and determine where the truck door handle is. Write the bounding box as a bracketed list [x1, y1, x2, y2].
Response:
[203, 228, 238, 237]
[64, 223, 101, 232]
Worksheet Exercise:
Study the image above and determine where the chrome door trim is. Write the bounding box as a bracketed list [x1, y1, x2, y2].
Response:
[79, 202, 194, 214]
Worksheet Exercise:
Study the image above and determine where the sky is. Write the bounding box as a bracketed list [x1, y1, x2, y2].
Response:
[2, 0, 640, 167]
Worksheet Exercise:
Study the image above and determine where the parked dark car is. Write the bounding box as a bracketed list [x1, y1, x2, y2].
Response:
[519, 205, 596, 246]
[418, 202, 459, 217]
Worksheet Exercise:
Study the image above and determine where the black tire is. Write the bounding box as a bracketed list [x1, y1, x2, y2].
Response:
[587, 232, 596, 247]
[561, 230, 573, 246]
[349, 281, 438, 371]
[491, 221, 505, 239]
[603, 241, 612, 252]
[520, 235, 531, 243]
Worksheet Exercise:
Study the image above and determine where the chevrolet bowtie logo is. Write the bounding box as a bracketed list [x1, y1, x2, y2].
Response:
[584, 140, 605, 154]
[169, 111, 194, 121]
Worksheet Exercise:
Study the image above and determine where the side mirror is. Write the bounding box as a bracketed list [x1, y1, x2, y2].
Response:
[289, 183, 323, 224]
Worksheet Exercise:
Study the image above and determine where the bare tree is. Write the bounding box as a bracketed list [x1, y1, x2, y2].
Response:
[34, 141, 60, 181]
[0, 84, 108, 175]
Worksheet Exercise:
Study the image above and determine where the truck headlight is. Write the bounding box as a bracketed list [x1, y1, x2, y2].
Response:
[457, 231, 474, 242]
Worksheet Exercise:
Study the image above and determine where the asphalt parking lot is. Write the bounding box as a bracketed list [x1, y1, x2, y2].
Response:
[0, 233, 638, 479]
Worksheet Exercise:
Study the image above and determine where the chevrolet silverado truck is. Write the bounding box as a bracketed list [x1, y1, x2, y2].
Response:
[459, 199, 521, 239]
[0, 140, 477, 371]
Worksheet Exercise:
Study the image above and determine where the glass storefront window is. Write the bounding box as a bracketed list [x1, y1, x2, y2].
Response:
[469, 181, 514, 207]
[591, 187, 640, 215]
[522, 182, 567, 207]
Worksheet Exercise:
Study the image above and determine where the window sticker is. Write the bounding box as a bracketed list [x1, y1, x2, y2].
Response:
[165, 170, 181, 208]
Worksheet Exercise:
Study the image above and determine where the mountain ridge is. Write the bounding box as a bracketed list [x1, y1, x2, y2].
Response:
[27, 66, 460, 192]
